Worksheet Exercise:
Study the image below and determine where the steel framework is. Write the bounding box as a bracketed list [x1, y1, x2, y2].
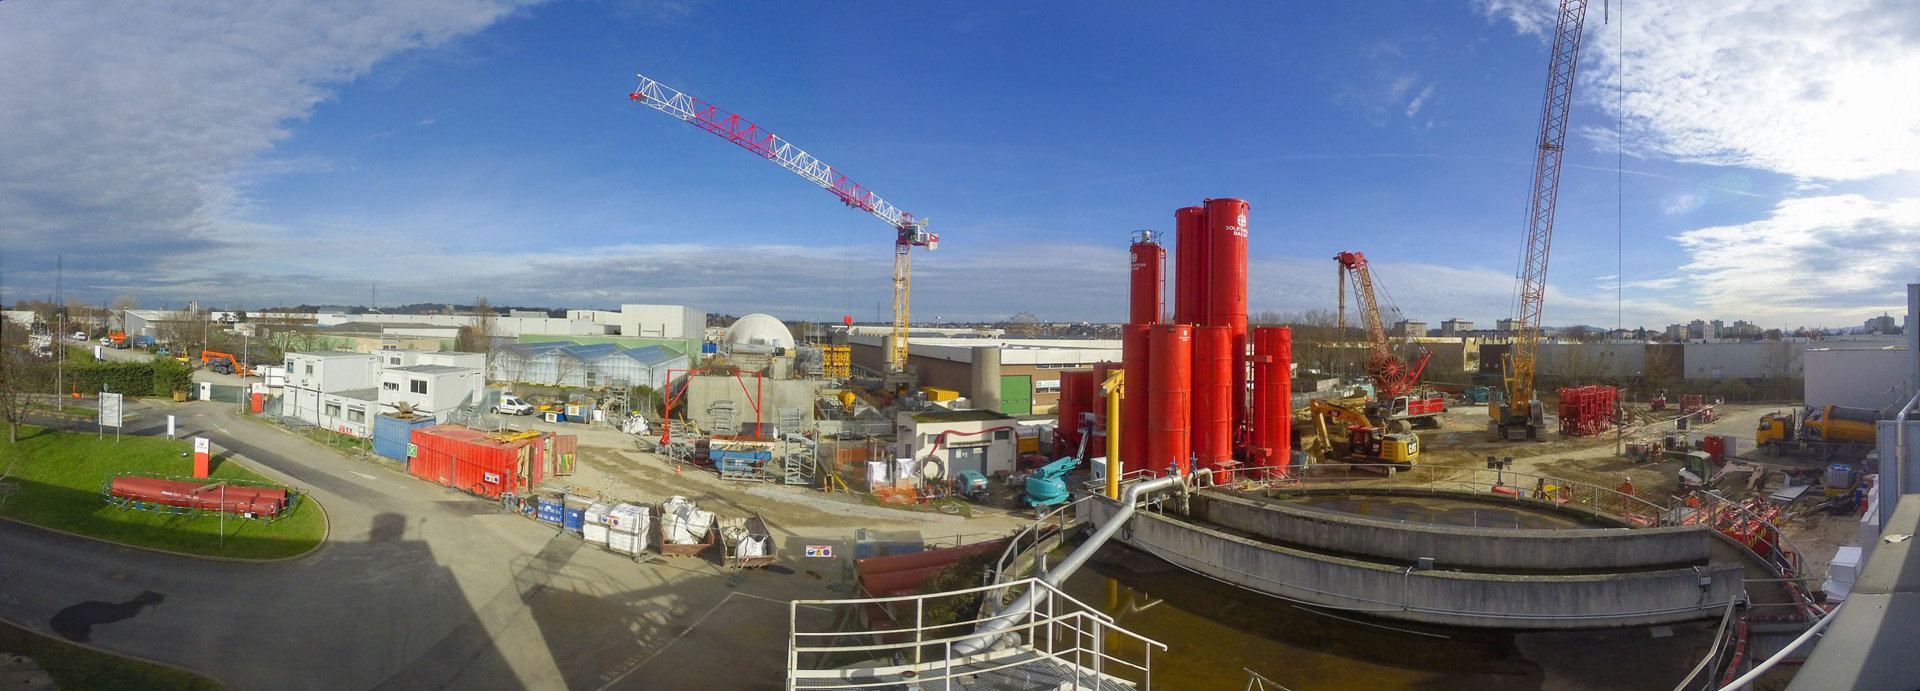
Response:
[1334, 251, 1429, 402]
[629, 74, 935, 374]
[1500, 0, 1589, 433]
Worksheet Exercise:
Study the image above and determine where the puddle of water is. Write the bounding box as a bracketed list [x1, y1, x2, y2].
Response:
[50, 591, 165, 642]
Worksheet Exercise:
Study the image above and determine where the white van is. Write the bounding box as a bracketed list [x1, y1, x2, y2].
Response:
[493, 395, 536, 416]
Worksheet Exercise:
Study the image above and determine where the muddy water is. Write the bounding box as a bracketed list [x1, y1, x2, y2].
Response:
[1062, 546, 1714, 691]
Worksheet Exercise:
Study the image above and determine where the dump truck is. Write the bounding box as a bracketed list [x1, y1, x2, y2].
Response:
[1756, 406, 1880, 462]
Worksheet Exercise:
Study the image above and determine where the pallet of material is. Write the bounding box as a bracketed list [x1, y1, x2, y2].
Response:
[719, 512, 778, 568]
[658, 496, 716, 558]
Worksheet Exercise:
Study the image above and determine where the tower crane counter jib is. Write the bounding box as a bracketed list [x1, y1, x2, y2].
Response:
[628, 74, 935, 379]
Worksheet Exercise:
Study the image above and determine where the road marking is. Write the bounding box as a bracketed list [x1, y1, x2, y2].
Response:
[351, 471, 378, 481]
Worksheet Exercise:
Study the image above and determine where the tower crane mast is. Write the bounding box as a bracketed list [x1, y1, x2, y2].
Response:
[1493, 0, 1589, 440]
[629, 74, 935, 377]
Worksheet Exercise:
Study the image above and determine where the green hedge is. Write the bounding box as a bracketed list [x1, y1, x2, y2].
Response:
[36, 357, 192, 397]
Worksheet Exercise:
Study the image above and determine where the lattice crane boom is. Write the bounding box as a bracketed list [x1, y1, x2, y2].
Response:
[1335, 251, 1427, 401]
[1498, 0, 1589, 436]
[629, 74, 935, 374]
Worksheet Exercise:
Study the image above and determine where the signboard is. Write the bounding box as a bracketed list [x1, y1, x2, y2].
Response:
[407, 443, 418, 458]
[195, 437, 210, 454]
[483, 471, 502, 484]
[99, 392, 123, 428]
[804, 545, 834, 558]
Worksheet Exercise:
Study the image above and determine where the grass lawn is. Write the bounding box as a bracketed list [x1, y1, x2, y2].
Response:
[26, 402, 100, 417]
[1, 426, 326, 560]
[0, 619, 224, 691]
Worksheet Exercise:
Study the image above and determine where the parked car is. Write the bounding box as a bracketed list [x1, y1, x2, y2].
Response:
[493, 395, 536, 416]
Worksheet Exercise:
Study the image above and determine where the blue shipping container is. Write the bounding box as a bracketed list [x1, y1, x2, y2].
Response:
[536, 499, 564, 525]
[372, 414, 440, 461]
[701, 342, 717, 354]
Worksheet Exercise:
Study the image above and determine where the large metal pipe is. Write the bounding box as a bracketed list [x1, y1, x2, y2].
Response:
[1103, 370, 1124, 500]
[1128, 231, 1165, 326]
[952, 471, 1187, 656]
[1251, 327, 1294, 475]
[969, 346, 1001, 413]
[1192, 325, 1233, 476]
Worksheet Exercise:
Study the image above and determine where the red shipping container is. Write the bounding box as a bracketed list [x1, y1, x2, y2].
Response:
[409, 425, 550, 498]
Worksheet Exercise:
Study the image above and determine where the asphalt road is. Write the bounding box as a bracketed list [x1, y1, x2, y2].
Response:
[0, 400, 834, 690]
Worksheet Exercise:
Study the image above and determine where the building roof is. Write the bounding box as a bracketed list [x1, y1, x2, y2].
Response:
[557, 342, 621, 360]
[327, 387, 380, 402]
[606, 345, 683, 367]
[290, 351, 378, 359]
[910, 409, 1015, 423]
[387, 364, 471, 375]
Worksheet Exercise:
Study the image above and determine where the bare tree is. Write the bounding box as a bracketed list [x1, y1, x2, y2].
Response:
[1004, 311, 1041, 337]
[1, 319, 51, 443]
[111, 294, 139, 311]
[469, 297, 501, 376]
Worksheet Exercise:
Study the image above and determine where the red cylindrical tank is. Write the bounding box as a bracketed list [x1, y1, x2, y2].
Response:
[1149, 325, 1193, 476]
[1252, 327, 1295, 478]
[1174, 206, 1208, 326]
[1204, 198, 1251, 439]
[1121, 325, 1152, 477]
[1129, 233, 1166, 326]
[1191, 326, 1233, 477]
[1057, 370, 1084, 455]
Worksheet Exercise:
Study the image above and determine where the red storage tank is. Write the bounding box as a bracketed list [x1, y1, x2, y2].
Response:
[1129, 231, 1166, 326]
[1057, 370, 1085, 455]
[1251, 327, 1294, 477]
[1204, 198, 1251, 438]
[1174, 206, 1208, 326]
[1191, 326, 1233, 476]
[409, 425, 550, 498]
[1148, 325, 1193, 476]
[1121, 325, 1152, 476]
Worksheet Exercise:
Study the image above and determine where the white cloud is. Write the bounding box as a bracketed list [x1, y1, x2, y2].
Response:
[1662, 193, 1701, 215]
[0, 0, 540, 295]
[1519, 0, 1920, 182]
[1404, 83, 1437, 119]
[1675, 195, 1920, 319]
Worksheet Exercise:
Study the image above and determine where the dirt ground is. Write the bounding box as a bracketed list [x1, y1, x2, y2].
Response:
[1410, 401, 1861, 583]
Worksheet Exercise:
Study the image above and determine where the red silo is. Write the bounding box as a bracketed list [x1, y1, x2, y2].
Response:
[1121, 324, 1152, 476]
[1057, 370, 1085, 456]
[1174, 206, 1208, 326]
[1129, 231, 1166, 326]
[1252, 327, 1295, 478]
[1149, 325, 1193, 477]
[1192, 325, 1233, 477]
[1204, 197, 1251, 439]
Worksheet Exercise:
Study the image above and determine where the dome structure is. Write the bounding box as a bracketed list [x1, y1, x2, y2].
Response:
[723, 313, 795, 349]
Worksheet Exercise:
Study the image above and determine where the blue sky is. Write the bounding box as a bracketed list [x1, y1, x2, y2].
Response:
[3, 0, 1917, 329]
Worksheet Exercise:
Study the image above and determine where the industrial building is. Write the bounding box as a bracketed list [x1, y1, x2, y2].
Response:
[894, 409, 1022, 481]
[844, 336, 1120, 416]
[281, 350, 489, 431]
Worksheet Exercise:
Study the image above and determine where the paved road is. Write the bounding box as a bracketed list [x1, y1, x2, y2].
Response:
[0, 401, 839, 690]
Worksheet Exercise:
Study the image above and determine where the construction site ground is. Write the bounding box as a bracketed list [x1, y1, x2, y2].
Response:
[1410, 402, 1861, 586]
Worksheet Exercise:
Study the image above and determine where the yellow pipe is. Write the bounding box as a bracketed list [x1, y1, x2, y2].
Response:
[1101, 370, 1124, 500]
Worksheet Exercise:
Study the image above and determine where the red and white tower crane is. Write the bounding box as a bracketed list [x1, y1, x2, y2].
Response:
[629, 74, 936, 378]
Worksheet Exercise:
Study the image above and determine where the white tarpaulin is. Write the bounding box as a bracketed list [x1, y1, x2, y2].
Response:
[737, 536, 768, 558]
[622, 415, 650, 435]
[867, 460, 890, 485]
[895, 458, 916, 483]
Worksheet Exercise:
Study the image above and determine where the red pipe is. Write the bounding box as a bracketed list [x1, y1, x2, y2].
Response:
[109, 476, 289, 517]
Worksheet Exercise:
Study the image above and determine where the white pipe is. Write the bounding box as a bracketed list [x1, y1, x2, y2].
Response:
[1714, 602, 1842, 691]
[1885, 392, 1916, 532]
[952, 470, 1187, 656]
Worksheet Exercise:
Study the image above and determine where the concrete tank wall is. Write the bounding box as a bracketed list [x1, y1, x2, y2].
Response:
[1197, 490, 1714, 571]
[1089, 500, 1745, 630]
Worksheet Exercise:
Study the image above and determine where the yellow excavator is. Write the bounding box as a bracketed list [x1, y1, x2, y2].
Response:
[1305, 399, 1419, 467]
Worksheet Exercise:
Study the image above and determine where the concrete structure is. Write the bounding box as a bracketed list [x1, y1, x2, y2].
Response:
[1391, 319, 1427, 338]
[315, 311, 618, 338]
[1198, 490, 1713, 571]
[1688, 319, 1716, 340]
[895, 409, 1022, 481]
[848, 335, 1122, 417]
[1532, 342, 1645, 380]
[1787, 494, 1920, 691]
[1438, 319, 1473, 338]
[1, 310, 40, 329]
[1806, 347, 1917, 412]
[1082, 494, 1746, 629]
[373, 350, 486, 371]
[1682, 340, 1804, 381]
[1865, 313, 1898, 334]
[722, 314, 795, 350]
[679, 374, 823, 431]
[378, 365, 486, 421]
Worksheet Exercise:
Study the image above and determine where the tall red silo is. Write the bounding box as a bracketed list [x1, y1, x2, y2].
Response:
[1252, 327, 1294, 478]
[1191, 325, 1233, 476]
[1129, 231, 1166, 326]
[1149, 325, 1193, 477]
[1174, 206, 1208, 326]
[1057, 370, 1085, 456]
[1204, 197, 1251, 439]
[1121, 325, 1152, 476]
